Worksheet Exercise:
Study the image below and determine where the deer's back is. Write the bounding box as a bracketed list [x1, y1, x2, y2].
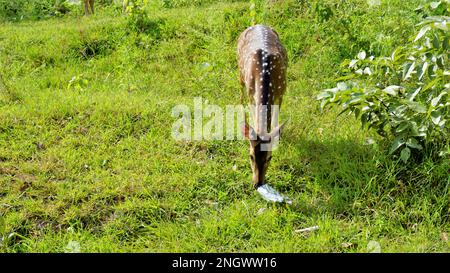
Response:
[237, 25, 288, 134]
[237, 25, 286, 60]
[237, 25, 287, 105]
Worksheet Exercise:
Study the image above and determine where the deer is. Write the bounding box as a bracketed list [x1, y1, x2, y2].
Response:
[237, 25, 290, 203]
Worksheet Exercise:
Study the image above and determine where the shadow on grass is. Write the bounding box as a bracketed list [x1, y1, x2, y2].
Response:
[272, 133, 450, 225]
[271, 134, 383, 216]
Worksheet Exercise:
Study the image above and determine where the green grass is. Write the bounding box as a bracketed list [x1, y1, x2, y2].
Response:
[0, 0, 449, 252]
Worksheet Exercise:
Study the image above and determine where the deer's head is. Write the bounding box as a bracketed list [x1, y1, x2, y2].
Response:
[241, 121, 286, 188]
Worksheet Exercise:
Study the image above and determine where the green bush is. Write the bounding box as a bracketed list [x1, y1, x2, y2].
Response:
[318, 1, 450, 162]
[0, 0, 75, 21]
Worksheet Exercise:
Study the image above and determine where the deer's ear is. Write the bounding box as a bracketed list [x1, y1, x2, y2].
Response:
[269, 119, 289, 139]
[241, 122, 257, 140]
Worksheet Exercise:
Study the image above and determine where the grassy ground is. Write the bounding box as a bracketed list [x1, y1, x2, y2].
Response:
[0, 0, 449, 252]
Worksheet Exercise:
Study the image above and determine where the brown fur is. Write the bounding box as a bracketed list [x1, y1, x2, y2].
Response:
[237, 25, 288, 187]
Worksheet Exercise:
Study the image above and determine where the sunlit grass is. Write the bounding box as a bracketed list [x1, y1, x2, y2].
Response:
[0, 0, 449, 252]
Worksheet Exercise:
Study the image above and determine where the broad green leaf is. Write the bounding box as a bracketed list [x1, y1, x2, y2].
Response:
[403, 62, 416, 80]
[383, 85, 403, 96]
[346, 94, 364, 105]
[400, 147, 411, 163]
[390, 137, 405, 154]
[316, 91, 331, 100]
[410, 122, 427, 137]
[431, 92, 447, 106]
[320, 99, 330, 110]
[391, 47, 404, 61]
[423, 77, 440, 92]
[432, 34, 440, 49]
[392, 105, 408, 116]
[431, 110, 442, 125]
[414, 25, 431, 42]
[335, 74, 356, 81]
[419, 62, 429, 80]
[443, 35, 449, 50]
[407, 87, 421, 101]
[361, 113, 368, 128]
[396, 122, 409, 133]
[354, 107, 361, 119]
[427, 64, 436, 79]
[337, 82, 349, 91]
[414, 4, 424, 12]
[406, 138, 423, 150]
[403, 100, 427, 113]
[436, 56, 445, 69]
[337, 107, 350, 117]
[430, 1, 442, 9]
[434, 20, 448, 31]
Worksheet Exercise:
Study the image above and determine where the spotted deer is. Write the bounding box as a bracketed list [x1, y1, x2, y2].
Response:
[237, 25, 289, 201]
